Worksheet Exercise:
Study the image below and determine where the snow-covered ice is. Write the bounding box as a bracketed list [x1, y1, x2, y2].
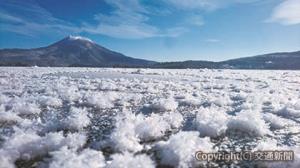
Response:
[0, 67, 299, 168]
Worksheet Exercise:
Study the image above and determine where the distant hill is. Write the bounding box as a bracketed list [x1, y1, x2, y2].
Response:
[152, 60, 220, 69]
[152, 51, 300, 70]
[220, 51, 300, 70]
[0, 36, 299, 69]
[0, 36, 155, 67]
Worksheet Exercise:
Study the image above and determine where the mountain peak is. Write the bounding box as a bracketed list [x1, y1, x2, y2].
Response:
[66, 35, 94, 43]
[0, 35, 154, 67]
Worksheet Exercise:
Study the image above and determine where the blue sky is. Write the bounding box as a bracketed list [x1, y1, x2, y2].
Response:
[0, 0, 299, 61]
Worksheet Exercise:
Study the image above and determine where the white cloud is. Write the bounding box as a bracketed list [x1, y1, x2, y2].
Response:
[0, 12, 24, 23]
[0, 11, 81, 37]
[205, 39, 220, 43]
[187, 15, 205, 27]
[163, 0, 259, 11]
[163, 0, 217, 10]
[82, 0, 160, 39]
[81, 0, 186, 39]
[164, 27, 188, 37]
[0, 1, 80, 37]
[268, 0, 300, 25]
[0, 0, 260, 39]
[0, 0, 186, 39]
[82, 23, 160, 39]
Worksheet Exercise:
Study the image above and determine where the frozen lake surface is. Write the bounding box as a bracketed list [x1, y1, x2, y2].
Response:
[0, 67, 299, 168]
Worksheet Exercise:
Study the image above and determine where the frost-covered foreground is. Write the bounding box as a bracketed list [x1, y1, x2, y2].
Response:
[0, 67, 300, 168]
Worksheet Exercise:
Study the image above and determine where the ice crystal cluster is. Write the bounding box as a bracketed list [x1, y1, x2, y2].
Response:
[0, 67, 299, 167]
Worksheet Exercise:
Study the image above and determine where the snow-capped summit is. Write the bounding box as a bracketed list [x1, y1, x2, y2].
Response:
[0, 36, 155, 67]
[67, 35, 94, 43]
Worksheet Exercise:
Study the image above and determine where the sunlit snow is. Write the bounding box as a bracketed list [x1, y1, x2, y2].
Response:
[0, 67, 299, 167]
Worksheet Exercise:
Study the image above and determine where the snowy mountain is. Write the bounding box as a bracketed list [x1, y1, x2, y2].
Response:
[0, 36, 299, 69]
[0, 36, 155, 67]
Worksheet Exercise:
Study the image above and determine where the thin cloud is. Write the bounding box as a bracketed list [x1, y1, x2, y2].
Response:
[0, 0, 80, 37]
[0, 12, 24, 23]
[205, 39, 220, 43]
[163, 0, 259, 11]
[187, 15, 205, 27]
[164, 27, 188, 37]
[163, 0, 217, 10]
[81, 23, 160, 39]
[83, 0, 161, 39]
[82, 0, 187, 39]
[0, 0, 260, 39]
[0, 0, 187, 39]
